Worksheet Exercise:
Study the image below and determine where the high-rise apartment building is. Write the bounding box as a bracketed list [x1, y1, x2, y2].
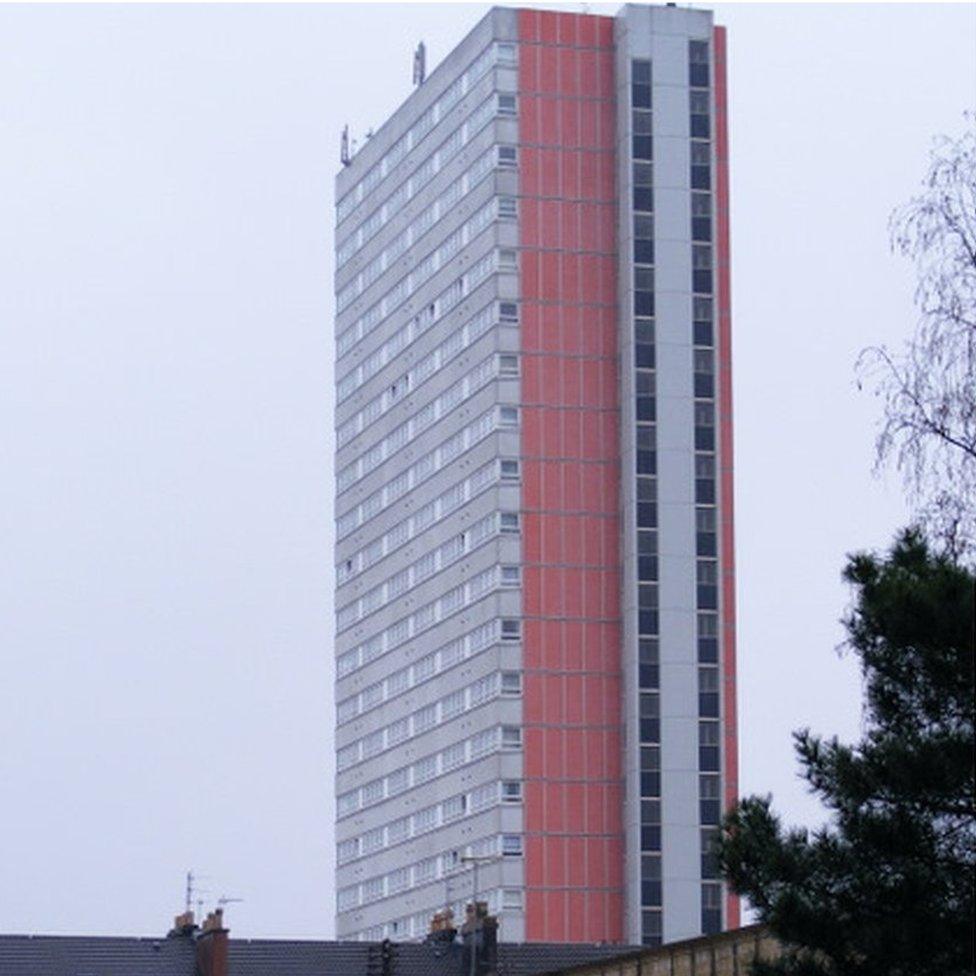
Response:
[333, 4, 736, 948]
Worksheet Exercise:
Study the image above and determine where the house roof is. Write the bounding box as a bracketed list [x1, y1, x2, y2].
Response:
[0, 933, 638, 976]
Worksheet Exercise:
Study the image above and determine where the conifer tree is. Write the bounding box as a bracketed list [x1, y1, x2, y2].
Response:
[720, 531, 975, 976]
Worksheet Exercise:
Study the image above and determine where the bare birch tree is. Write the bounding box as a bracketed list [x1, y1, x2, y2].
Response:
[859, 117, 976, 562]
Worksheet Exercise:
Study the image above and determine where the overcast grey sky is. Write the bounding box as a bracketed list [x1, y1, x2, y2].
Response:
[0, 0, 973, 943]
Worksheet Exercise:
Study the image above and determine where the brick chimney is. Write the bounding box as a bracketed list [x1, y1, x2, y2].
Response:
[426, 907, 457, 945]
[194, 908, 228, 976]
[169, 911, 197, 938]
[460, 902, 498, 976]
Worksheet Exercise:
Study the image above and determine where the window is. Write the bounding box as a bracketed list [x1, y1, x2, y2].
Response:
[336, 697, 358, 724]
[500, 459, 520, 481]
[690, 90, 711, 138]
[414, 805, 437, 833]
[362, 827, 384, 854]
[444, 741, 467, 771]
[501, 725, 522, 748]
[632, 110, 653, 137]
[633, 136, 653, 163]
[337, 839, 359, 865]
[388, 568, 410, 598]
[702, 882, 722, 934]
[415, 857, 437, 884]
[501, 780, 522, 802]
[363, 779, 385, 807]
[413, 552, 437, 583]
[387, 769, 409, 800]
[500, 619, 521, 640]
[700, 773, 721, 825]
[500, 671, 522, 695]
[387, 719, 409, 746]
[499, 301, 518, 322]
[696, 508, 717, 532]
[498, 196, 517, 219]
[414, 705, 437, 734]
[497, 42, 517, 64]
[497, 146, 517, 167]
[441, 690, 466, 721]
[699, 719, 720, 771]
[499, 406, 518, 426]
[362, 878, 384, 904]
[501, 565, 521, 586]
[500, 512, 520, 533]
[469, 673, 496, 705]
[414, 755, 437, 785]
[337, 744, 357, 771]
[498, 94, 517, 116]
[641, 908, 662, 946]
[502, 889, 523, 910]
[501, 834, 523, 856]
[699, 665, 720, 717]
[442, 794, 466, 821]
[470, 728, 496, 757]
[499, 353, 519, 376]
[693, 244, 713, 271]
[697, 560, 718, 585]
[387, 668, 409, 697]
[471, 782, 496, 812]
[440, 534, 465, 563]
[440, 641, 463, 670]
[640, 692, 660, 743]
[631, 75, 652, 109]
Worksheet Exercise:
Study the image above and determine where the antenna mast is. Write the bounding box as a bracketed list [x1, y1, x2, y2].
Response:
[413, 41, 426, 86]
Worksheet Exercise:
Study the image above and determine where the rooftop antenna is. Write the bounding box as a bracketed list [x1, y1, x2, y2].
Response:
[184, 871, 194, 914]
[217, 895, 244, 909]
[413, 41, 426, 86]
[340, 124, 351, 166]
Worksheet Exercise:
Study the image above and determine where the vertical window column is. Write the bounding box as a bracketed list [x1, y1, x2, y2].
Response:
[689, 36, 722, 938]
[631, 56, 663, 949]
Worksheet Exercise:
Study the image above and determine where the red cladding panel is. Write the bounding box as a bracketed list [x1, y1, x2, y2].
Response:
[519, 10, 622, 943]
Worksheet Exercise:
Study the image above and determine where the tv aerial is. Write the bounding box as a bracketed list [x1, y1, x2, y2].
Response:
[413, 41, 426, 86]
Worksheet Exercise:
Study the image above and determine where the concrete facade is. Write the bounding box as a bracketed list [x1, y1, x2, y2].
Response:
[333, 4, 736, 948]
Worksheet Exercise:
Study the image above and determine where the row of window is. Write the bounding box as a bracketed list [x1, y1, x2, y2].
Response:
[336, 297, 508, 450]
[336, 41, 515, 226]
[345, 888, 524, 942]
[337, 603, 515, 726]
[340, 88, 495, 256]
[336, 352, 504, 496]
[336, 182, 500, 336]
[336, 723, 523, 819]
[337, 667, 521, 773]
[337, 120, 515, 362]
[338, 190, 505, 341]
[335, 458, 514, 586]
[335, 402, 508, 540]
[336, 249, 504, 404]
[337, 779, 523, 866]
[336, 146, 496, 311]
[336, 509, 513, 631]
[335, 542, 523, 685]
[335, 567, 507, 718]
[337, 832, 522, 913]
